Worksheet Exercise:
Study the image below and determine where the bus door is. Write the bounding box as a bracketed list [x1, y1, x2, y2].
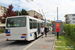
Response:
[38, 23, 41, 34]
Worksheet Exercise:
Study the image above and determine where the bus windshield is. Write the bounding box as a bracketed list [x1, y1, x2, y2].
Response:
[6, 17, 26, 28]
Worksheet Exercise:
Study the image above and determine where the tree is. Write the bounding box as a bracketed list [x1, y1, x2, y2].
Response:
[0, 16, 2, 20]
[0, 16, 2, 23]
[16, 11, 22, 16]
[21, 9, 29, 15]
[16, 9, 29, 16]
[63, 22, 65, 25]
[1, 4, 16, 23]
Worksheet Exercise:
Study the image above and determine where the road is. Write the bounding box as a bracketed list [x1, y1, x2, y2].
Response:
[0, 33, 34, 50]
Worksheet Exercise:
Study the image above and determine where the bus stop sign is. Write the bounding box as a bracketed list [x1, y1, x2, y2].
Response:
[56, 23, 59, 32]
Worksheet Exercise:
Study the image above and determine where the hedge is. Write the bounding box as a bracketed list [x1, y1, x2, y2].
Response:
[63, 24, 75, 41]
[0, 28, 5, 33]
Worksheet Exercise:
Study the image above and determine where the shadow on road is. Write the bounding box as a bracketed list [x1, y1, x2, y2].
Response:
[0, 36, 40, 48]
[7, 41, 33, 46]
[6, 37, 41, 46]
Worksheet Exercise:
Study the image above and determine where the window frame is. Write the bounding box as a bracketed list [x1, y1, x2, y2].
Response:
[29, 19, 37, 29]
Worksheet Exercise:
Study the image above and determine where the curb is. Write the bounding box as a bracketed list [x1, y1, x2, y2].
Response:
[0, 33, 5, 36]
[52, 34, 55, 50]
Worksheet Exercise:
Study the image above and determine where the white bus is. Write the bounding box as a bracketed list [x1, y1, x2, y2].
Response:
[5, 16, 44, 41]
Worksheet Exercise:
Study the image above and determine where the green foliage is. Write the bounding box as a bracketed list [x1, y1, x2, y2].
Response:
[16, 11, 22, 16]
[0, 28, 5, 33]
[55, 35, 75, 50]
[63, 24, 75, 41]
[1, 4, 16, 23]
[21, 9, 29, 15]
[16, 9, 29, 16]
[63, 22, 65, 25]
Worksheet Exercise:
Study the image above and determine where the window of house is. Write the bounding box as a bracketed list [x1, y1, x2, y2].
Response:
[72, 14, 75, 16]
[1, 6, 3, 10]
[73, 18, 75, 20]
[1, 11, 4, 13]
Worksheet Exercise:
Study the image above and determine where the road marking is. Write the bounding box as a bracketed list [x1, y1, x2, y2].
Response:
[23, 37, 41, 50]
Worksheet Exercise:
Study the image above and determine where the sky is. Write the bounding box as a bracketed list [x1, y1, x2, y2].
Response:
[0, 0, 75, 21]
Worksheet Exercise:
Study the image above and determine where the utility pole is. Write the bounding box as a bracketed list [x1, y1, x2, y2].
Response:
[41, 9, 46, 19]
[41, 9, 46, 25]
[57, 7, 58, 20]
[26, 0, 47, 22]
[18, 5, 20, 16]
[26, 0, 41, 19]
[38, 9, 41, 19]
[54, 17, 55, 21]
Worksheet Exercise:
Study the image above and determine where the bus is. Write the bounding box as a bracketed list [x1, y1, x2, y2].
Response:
[46, 21, 51, 31]
[5, 16, 45, 41]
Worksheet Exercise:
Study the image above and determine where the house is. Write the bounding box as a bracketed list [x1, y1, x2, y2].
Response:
[0, 5, 7, 16]
[27, 10, 43, 20]
[64, 14, 75, 24]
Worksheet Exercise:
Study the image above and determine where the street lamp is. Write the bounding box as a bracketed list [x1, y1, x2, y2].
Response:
[18, 5, 20, 16]
[57, 7, 58, 20]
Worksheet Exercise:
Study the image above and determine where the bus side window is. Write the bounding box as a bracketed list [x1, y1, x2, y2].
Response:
[33, 23, 37, 28]
[30, 23, 33, 29]
[29, 19, 33, 29]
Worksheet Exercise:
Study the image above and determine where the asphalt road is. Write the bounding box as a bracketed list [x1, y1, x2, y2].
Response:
[0, 33, 33, 50]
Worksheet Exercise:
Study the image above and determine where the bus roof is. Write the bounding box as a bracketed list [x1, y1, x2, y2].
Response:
[6, 15, 44, 22]
[6, 15, 29, 18]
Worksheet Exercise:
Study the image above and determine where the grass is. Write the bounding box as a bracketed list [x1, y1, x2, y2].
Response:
[54, 35, 75, 50]
[0, 28, 5, 33]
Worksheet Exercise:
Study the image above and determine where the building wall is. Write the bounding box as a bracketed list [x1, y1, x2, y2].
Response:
[27, 10, 43, 20]
[0, 5, 7, 24]
[65, 14, 75, 24]
[27, 11, 34, 17]
[0, 5, 7, 16]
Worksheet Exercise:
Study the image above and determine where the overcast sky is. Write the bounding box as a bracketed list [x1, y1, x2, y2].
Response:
[0, 0, 75, 21]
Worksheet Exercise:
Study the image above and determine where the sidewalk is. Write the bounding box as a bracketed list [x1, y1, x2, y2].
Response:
[26, 31, 55, 50]
[0, 33, 5, 36]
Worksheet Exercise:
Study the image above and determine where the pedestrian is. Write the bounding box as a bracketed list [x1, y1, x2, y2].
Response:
[40, 26, 44, 38]
[44, 25, 47, 37]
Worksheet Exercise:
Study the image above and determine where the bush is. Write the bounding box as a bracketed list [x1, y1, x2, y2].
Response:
[63, 24, 75, 41]
[0, 28, 5, 33]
